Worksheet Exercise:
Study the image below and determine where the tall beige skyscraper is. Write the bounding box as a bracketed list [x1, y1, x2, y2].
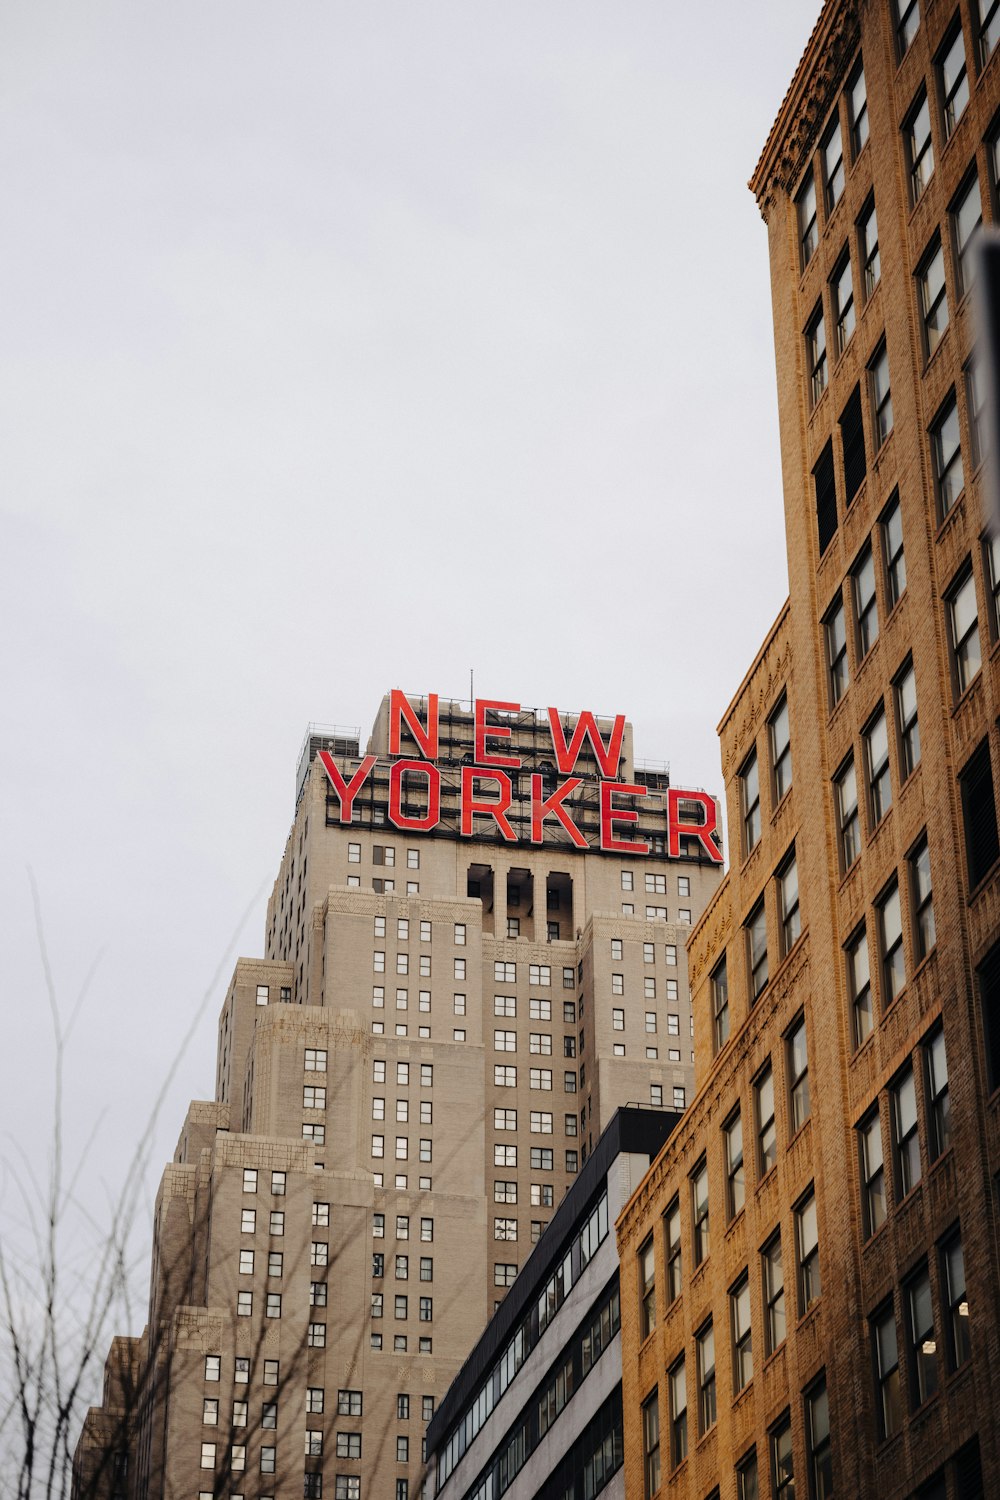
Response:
[73, 692, 722, 1500]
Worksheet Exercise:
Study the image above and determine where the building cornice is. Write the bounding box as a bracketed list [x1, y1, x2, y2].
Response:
[748, 0, 862, 220]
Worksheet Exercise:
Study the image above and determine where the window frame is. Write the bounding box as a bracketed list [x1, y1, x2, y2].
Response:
[881, 493, 906, 609]
[847, 922, 873, 1048]
[891, 1064, 922, 1199]
[906, 87, 934, 204]
[917, 235, 949, 361]
[931, 391, 964, 521]
[825, 593, 849, 708]
[769, 694, 792, 805]
[724, 1108, 745, 1222]
[835, 755, 861, 873]
[711, 955, 730, 1054]
[691, 1160, 710, 1268]
[642, 1388, 661, 1498]
[741, 750, 761, 856]
[797, 170, 818, 271]
[859, 195, 880, 299]
[777, 850, 801, 956]
[786, 1014, 810, 1134]
[894, 658, 920, 781]
[947, 562, 982, 698]
[952, 170, 982, 300]
[904, 1263, 939, 1406]
[822, 113, 845, 215]
[940, 1231, 971, 1369]
[696, 1319, 717, 1435]
[864, 705, 892, 829]
[831, 250, 856, 358]
[878, 878, 905, 1007]
[859, 1107, 886, 1239]
[730, 1272, 753, 1394]
[869, 1302, 905, 1440]
[909, 833, 935, 963]
[746, 899, 769, 1002]
[806, 302, 828, 408]
[869, 342, 893, 448]
[668, 1357, 687, 1470]
[795, 1186, 821, 1315]
[664, 1198, 682, 1303]
[848, 57, 869, 158]
[762, 1231, 785, 1355]
[755, 1063, 777, 1179]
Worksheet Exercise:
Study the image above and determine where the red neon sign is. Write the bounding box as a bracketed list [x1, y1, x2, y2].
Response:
[320, 696, 723, 864]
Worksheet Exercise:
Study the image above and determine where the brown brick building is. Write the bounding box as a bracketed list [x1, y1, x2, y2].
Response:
[617, 1, 1000, 1497]
[72, 696, 722, 1500]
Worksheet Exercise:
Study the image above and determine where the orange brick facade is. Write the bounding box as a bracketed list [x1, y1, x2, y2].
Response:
[617, 2, 1000, 1498]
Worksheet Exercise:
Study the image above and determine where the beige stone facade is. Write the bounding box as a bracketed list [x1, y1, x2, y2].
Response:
[73, 696, 721, 1500]
[617, 2, 1000, 1498]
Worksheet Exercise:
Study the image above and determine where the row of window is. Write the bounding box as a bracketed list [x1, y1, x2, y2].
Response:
[738, 847, 801, 1005]
[642, 1367, 829, 1499]
[490, 996, 580, 1020]
[435, 1192, 610, 1487]
[807, 157, 980, 422]
[491, 1028, 608, 1052]
[843, 832, 937, 1049]
[200, 1463, 411, 1496]
[493, 1181, 555, 1207]
[492, 1217, 551, 1244]
[857, 1025, 950, 1238]
[649, 1084, 688, 1110]
[372, 916, 460, 942]
[369, 1294, 434, 1320]
[832, 661, 920, 872]
[372, 1061, 433, 1087]
[616, 904, 689, 922]
[372, 1098, 433, 1121]
[373, 951, 437, 976]
[492, 1066, 563, 1090]
[810, 216, 987, 563]
[492, 1143, 580, 1172]
[370, 1334, 432, 1356]
[799, 0, 999, 273]
[740, 696, 792, 863]
[372, 1252, 433, 1280]
[617, 870, 690, 895]
[346, 843, 420, 867]
[254, 984, 293, 1006]
[822, 487, 903, 704]
[610, 974, 681, 1000]
[461, 1279, 621, 1500]
[614, 1009, 683, 1035]
[825, 516, 996, 732]
[872, 1228, 971, 1441]
[610, 939, 680, 965]
[370, 1136, 434, 1161]
[490, 1108, 570, 1136]
[343, 875, 421, 894]
[372, 1214, 433, 1240]
[639, 1160, 819, 1354]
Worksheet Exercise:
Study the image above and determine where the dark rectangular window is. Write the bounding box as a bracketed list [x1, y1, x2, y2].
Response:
[977, 941, 1000, 1094]
[840, 385, 867, 505]
[904, 1264, 939, 1405]
[873, 1301, 901, 1438]
[960, 740, 999, 889]
[814, 441, 838, 555]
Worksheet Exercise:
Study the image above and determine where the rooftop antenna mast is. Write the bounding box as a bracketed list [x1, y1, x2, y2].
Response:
[469, 668, 474, 710]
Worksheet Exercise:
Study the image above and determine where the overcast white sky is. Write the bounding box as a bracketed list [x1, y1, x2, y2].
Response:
[0, 0, 820, 1400]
